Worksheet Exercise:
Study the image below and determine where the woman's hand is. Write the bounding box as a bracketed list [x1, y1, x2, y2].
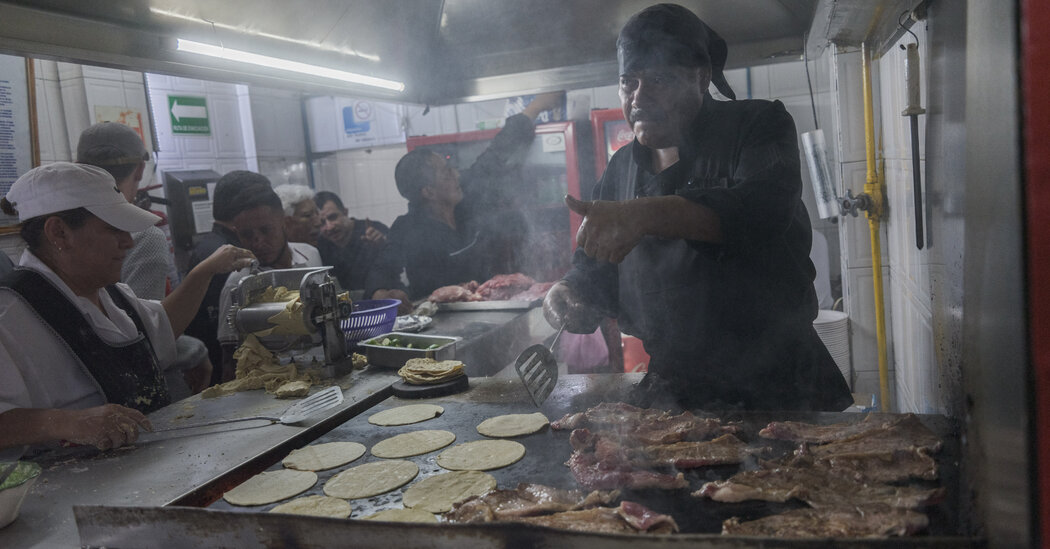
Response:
[199, 245, 256, 276]
[63, 404, 153, 451]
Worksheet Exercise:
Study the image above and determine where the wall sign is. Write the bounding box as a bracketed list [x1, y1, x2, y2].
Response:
[0, 54, 32, 229]
[168, 95, 210, 135]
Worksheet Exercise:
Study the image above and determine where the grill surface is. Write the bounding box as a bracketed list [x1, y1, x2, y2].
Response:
[205, 378, 966, 537]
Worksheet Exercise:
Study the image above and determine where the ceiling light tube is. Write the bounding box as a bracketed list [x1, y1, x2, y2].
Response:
[176, 38, 404, 92]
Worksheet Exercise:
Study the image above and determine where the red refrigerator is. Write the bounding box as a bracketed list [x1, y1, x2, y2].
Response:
[589, 107, 650, 372]
[589, 108, 634, 180]
[406, 121, 591, 283]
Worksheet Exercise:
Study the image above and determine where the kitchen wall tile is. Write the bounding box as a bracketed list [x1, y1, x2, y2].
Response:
[34, 59, 60, 81]
[56, 61, 84, 81]
[746, 65, 771, 99]
[768, 61, 813, 99]
[834, 49, 869, 164]
[171, 76, 206, 91]
[209, 96, 247, 157]
[79, 65, 122, 81]
[845, 265, 895, 376]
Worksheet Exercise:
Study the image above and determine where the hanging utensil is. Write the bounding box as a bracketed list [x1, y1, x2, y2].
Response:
[150, 386, 344, 433]
[514, 323, 565, 406]
[901, 19, 926, 249]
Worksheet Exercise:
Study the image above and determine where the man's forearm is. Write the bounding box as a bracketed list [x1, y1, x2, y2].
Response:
[635, 195, 722, 243]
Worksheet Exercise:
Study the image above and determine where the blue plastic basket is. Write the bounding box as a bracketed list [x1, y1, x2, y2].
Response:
[341, 299, 400, 347]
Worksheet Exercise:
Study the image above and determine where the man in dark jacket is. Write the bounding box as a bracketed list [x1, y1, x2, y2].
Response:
[366, 92, 563, 301]
[543, 4, 852, 412]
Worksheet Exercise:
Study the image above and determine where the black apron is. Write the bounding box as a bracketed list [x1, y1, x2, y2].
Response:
[616, 136, 851, 412]
[0, 268, 171, 413]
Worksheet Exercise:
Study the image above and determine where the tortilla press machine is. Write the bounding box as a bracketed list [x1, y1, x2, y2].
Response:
[228, 267, 352, 366]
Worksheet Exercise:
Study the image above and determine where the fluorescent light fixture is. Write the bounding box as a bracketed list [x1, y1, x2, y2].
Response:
[176, 38, 404, 92]
[153, 8, 380, 63]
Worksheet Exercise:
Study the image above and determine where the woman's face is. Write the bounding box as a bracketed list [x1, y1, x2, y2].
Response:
[64, 215, 134, 289]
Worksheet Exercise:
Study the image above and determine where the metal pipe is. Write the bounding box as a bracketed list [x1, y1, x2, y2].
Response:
[861, 43, 891, 412]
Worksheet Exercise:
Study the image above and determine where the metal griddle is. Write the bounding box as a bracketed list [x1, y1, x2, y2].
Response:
[76, 375, 979, 547]
[204, 377, 966, 536]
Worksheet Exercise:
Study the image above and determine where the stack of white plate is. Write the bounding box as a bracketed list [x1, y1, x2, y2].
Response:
[814, 309, 851, 388]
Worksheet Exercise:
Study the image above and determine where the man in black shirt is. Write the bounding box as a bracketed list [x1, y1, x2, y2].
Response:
[313, 191, 398, 303]
[366, 92, 563, 301]
[543, 4, 852, 412]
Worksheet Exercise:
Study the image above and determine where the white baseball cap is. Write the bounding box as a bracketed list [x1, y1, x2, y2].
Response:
[4, 162, 160, 232]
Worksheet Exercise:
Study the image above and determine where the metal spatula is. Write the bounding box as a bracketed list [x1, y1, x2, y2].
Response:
[151, 386, 344, 433]
[514, 324, 565, 406]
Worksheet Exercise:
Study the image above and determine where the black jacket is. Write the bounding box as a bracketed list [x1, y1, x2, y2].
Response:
[565, 96, 852, 412]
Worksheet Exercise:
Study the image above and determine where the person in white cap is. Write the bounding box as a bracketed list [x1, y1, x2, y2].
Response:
[77, 122, 218, 397]
[0, 162, 254, 455]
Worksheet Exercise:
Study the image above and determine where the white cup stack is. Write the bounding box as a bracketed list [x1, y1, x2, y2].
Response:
[814, 309, 851, 388]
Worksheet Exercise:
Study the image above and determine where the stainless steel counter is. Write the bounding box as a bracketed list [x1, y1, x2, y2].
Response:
[0, 307, 539, 548]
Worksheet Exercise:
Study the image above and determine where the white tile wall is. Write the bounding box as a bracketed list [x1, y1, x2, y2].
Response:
[826, 24, 939, 413]
[146, 73, 259, 199]
[311, 144, 408, 228]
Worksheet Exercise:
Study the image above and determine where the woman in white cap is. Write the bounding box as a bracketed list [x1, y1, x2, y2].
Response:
[0, 162, 254, 455]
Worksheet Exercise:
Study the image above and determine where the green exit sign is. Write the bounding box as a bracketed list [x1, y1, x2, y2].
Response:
[168, 95, 210, 135]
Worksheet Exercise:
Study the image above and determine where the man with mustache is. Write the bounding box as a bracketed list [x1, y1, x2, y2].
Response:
[543, 4, 852, 412]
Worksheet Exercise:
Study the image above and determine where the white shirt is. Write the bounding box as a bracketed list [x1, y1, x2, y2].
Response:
[0, 250, 177, 416]
[217, 242, 323, 343]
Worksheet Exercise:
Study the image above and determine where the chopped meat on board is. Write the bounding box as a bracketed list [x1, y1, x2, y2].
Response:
[721, 504, 930, 538]
[444, 483, 619, 522]
[428, 283, 483, 303]
[566, 450, 688, 491]
[428, 275, 551, 303]
[475, 273, 536, 300]
[515, 501, 679, 535]
[695, 466, 945, 510]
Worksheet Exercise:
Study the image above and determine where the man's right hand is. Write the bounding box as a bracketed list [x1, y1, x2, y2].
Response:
[543, 281, 601, 334]
[64, 404, 152, 451]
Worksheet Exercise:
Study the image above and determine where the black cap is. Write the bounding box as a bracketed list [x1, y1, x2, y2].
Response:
[617, 3, 736, 100]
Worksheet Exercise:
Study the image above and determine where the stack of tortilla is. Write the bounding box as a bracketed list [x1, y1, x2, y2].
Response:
[397, 358, 465, 385]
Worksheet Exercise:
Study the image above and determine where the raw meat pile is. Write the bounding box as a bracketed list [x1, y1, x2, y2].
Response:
[428, 274, 555, 303]
[444, 483, 678, 535]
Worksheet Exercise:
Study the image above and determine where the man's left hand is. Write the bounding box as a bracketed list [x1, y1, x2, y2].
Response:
[567, 195, 645, 264]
